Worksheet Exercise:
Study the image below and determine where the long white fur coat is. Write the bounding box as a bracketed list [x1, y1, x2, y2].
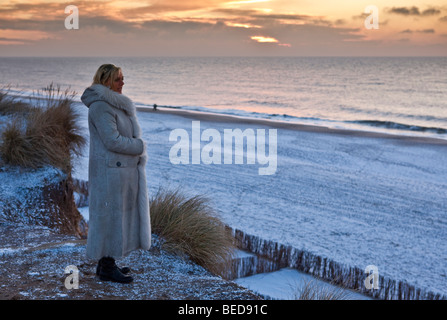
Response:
[81, 84, 151, 259]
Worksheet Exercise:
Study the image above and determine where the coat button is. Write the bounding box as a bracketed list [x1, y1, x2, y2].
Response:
[116, 161, 121, 167]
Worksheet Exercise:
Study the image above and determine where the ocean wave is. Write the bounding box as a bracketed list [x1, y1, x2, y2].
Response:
[347, 120, 447, 134]
[135, 103, 447, 137]
[245, 99, 291, 108]
[339, 106, 447, 122]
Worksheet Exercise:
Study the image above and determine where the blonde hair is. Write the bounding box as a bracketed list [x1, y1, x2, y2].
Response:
[92, 64, 121, 87]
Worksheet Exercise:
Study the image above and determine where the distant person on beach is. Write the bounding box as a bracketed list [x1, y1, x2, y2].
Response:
[81, 64, 151, 284]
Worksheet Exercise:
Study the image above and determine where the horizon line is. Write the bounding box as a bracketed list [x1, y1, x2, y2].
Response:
[1, 55, 446, 58]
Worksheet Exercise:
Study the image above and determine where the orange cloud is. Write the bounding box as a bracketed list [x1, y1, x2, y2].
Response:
[251, 35, 278, 43]
[0, 29, 53, 44]
[251, 35, 291, 48]
[225, 21, 262, 28]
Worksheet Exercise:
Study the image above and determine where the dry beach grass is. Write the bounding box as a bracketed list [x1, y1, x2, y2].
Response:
[0, 84, 85, 172]
[150, 187, 235, 277]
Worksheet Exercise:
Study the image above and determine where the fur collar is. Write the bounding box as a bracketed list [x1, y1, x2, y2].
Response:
[89, 84, 136, 116]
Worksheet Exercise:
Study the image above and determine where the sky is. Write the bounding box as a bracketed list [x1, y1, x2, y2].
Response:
[0, 0, 446, 56]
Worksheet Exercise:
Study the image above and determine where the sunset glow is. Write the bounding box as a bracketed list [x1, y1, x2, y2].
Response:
[225, 0, 272, 4]
[226, 22, 262, 29]
[251, 36, 278, 43]
[0, 0, 446, 56]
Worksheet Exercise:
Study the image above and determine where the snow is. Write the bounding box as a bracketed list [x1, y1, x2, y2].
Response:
[77, 206, 89, 222]
[68, 102, 447, 298]
[235, 268, 371, 300]
[0, 165, 68, 229]
[0, 166, 65, 201]
[0, 248, 25, 256]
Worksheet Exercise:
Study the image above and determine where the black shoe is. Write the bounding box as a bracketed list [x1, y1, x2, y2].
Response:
[97, 257, 133, 284]
[96, 259, 131, 276]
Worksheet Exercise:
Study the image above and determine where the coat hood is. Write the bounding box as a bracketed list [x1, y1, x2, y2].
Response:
[81, 84, 136, 117]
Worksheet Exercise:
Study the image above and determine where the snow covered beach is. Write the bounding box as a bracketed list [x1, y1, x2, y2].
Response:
[71, 102, 447, 299]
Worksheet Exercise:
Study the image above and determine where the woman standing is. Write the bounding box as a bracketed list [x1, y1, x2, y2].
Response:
[81, 64, 151, 283]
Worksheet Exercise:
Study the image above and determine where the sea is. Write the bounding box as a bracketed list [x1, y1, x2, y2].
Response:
[1, 56, 446, 140]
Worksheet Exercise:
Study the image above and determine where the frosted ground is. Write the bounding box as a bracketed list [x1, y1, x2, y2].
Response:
[72, 102, 447, 299]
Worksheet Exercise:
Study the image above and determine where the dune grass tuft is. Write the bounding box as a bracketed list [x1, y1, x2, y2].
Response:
[0, 84, 85, 172]
[0, 86, 33, 115]
[290, 278, 350, 300]
[150, 187, 235, 276]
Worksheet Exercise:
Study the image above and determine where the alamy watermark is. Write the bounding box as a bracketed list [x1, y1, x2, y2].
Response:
[364, 265, 379, 290]
[64, 265, 79, 289]
[364, 5, 379, 30]
[169, 121, 277, 175]
[65, 5, 79, 30]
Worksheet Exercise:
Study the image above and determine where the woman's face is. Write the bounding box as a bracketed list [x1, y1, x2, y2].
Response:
[108, 69, 124, 94]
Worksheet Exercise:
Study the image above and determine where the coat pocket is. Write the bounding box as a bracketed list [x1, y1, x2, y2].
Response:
[107, 155, 139, 168]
